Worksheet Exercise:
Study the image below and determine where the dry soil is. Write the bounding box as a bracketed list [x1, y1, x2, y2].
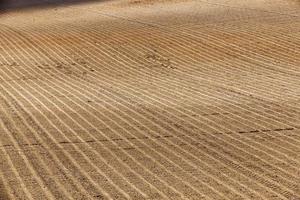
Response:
[0, 0, 300, 199]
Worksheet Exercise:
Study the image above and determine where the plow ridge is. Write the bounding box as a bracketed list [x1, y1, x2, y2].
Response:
[0, 0, 300, 199]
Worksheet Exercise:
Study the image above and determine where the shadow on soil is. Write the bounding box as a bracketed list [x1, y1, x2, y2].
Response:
[0, 0, 109, 12]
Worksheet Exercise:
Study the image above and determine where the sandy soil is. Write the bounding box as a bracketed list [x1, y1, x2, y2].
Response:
[0, 0, 300, 199]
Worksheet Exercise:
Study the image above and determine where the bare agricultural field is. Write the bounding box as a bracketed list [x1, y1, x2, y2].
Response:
[0, 0, 300, 199]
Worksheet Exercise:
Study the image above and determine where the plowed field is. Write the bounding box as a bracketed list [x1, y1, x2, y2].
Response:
[0, 0, 300, 199]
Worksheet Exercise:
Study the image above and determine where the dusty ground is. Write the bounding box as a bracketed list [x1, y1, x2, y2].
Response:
[0, 0, 300, 199]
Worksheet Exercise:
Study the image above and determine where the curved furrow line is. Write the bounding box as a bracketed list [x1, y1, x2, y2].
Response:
[176, 19, 300, 48]
[173, 15, 299, 48]
[2, 64, 262, 200]
[113, 17, 300, 81]
[1, 37, 158, 200]
[119, 42, 298, 104]
[65, 24, 300, 152]
[0, 65, 126, 200]
[0, 65, 150, 200]
[0, 33, 120, 200]
[47, 21, 300, 104]
[121, 72, 300, 166]
[220, 130, 300, 171]
[0, 87, 111, 200]
[26, 18, 300, 177]
[79, 7, 300, 79]
[146, 28, 300, 88]
[0, 166, 13, 200]
[2, 25, 234, 200]
[102, 89, 300, 195]
[7, 37, 197, 200]
[0, 59, 114, 200]
[5, 60, 194, 200]
[0, 1, 300, 199]
[0, 31, 91, 200]
[0, 46, 66, 200]
[178, 15, 300, 53]
[121, 24, 300, 91]
[0, 32, 164, 200]
[2, 18, 274, 200]
[39, 20, 300, 177]
[174, 27, 300, 75]
[1, 29, 191, 200]
[105, 90, 300, 192]
[0, 27, 188, 199]
[193, 0, 300, 17]
[215, 18, 300, 41]
[7, 67, 219, 200]
[25, 20, 290, 188]
[212, 23, 300, 52]
[24, 19, 300, 101]
[196, 32, 300, 67]
[170, 13, 296, 33]
[0, 126, 34, 200]
[1, 2, 299, 199]
[166, 32, 300, 79]
[178, 23, 300, 61]
[133, 83, 300, 167]
[0, 67, 99, 200]
[39, 23, 300, 188]
[0, 92, 76, 200]
[14, 23, 300, 198]
[70, 21, 300, 101]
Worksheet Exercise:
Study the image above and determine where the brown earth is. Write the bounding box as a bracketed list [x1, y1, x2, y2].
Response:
[0, 0, 300, 199]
